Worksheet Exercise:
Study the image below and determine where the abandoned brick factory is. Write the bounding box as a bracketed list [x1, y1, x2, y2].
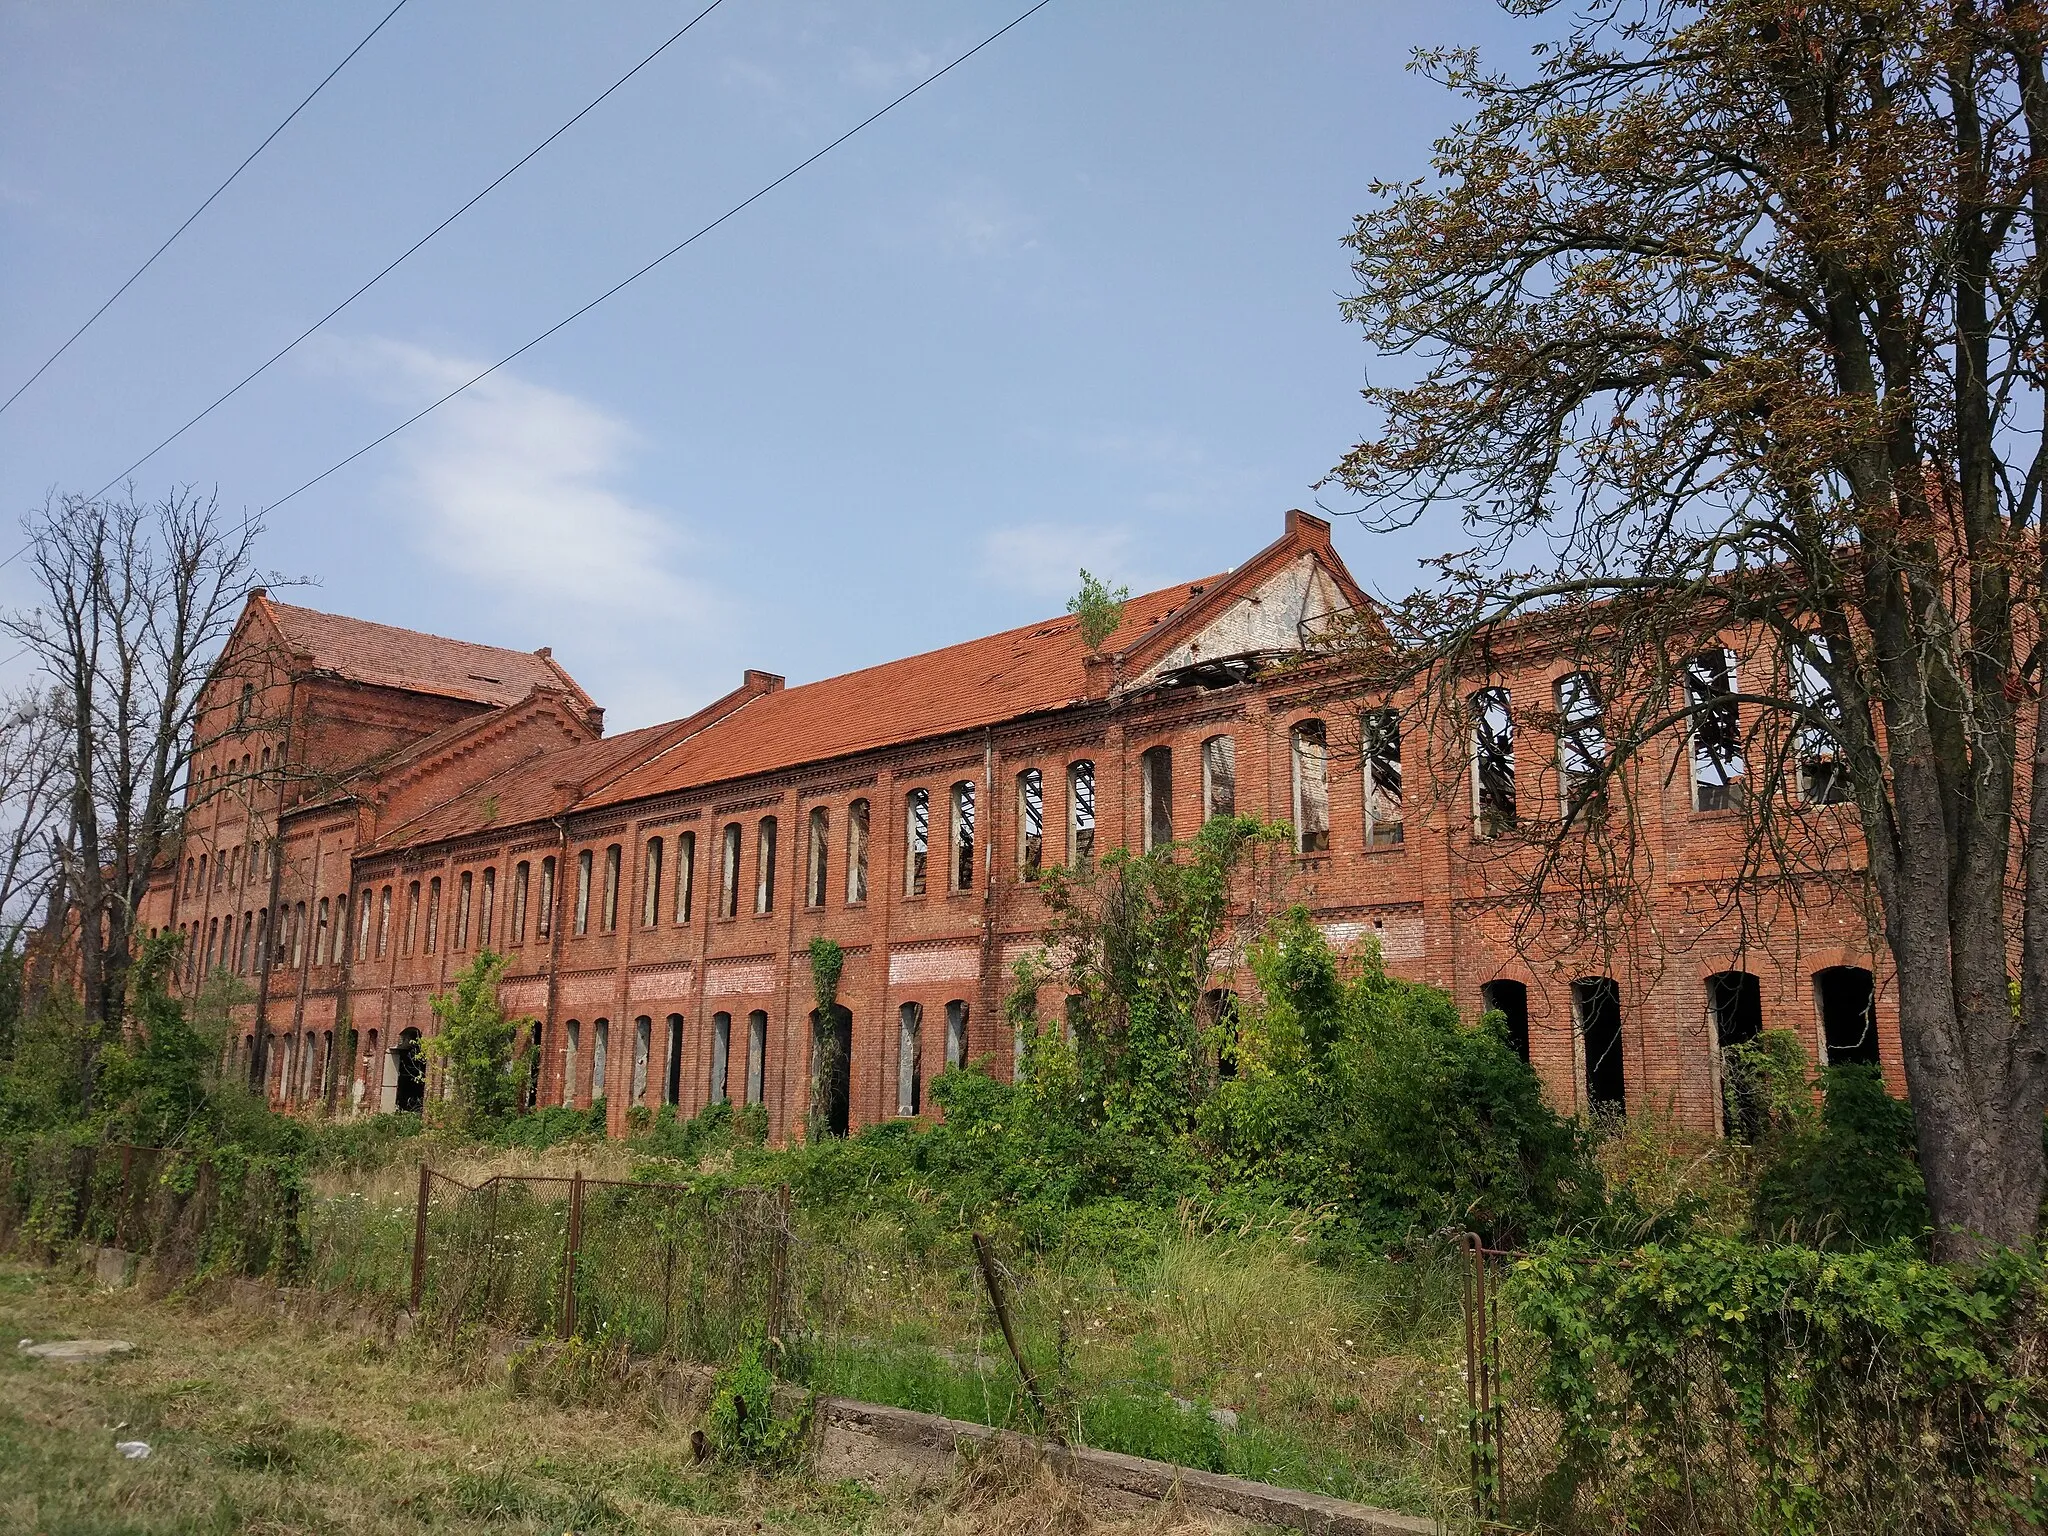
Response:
[138, 509, 1894, 1139]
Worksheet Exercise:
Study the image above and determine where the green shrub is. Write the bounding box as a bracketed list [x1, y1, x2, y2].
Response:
[425, 951, 533, 1132]
[707, 1334, 811, 1465]
[1754, 1064, 1928, 1248]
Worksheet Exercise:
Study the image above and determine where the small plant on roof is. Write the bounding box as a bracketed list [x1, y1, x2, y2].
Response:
[1068, 569, 1130, 653]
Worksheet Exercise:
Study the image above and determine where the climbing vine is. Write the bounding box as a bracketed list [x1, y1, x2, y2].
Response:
[806, 938, 847, 1141]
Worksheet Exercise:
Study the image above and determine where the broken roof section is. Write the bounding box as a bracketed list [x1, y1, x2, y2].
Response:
[256, 596, 596, 718]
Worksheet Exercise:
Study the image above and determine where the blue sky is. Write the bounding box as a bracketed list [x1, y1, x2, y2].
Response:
[1, 0, 1523, 728]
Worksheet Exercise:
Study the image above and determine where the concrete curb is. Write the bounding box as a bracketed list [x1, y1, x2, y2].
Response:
[813, 1396, 1438, 1536]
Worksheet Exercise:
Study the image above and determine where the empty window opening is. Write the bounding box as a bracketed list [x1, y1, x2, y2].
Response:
[455, 871, 472, 951]
[1791, 636, 1852, 804]
[1141, 746, 1174, 851]
[1481, 979, 1531, 1063]
[394, 1027, 426, 1114]
[897, 1003, 923, 1115]
[719, 824, 742, 918]
[316, 897, 331, 966]
[1815, 966, 1879, 1066]
[675, 831, 696, 923]
[905, 789, 930, 897]
[1362, 709, 1403, 846]
[1471, 688, 1517, 835]
[710, 1013, 732, 1103]
[1685, 649, 1746, 810]
[238, 681, 254, 726]
[745, 1010, 767, 1105]
[756, 818, 777, 913]
[537, 857, 555, 939]
[944, 999, 969, 1069]
[1069, 761, 1096, 866]
[1200, 988, 1241, 1080]
[1292, 721, 1330, 853]
[1018, 769, 1044, 879]
[591, 1019, 610, 1105]
[812, 1006, 853, 1138]
[846, 799, 870, 904]
[602, 844, 621, 932]
[476, 869, 492, 946]
[1202, 735, 1236, 820]
[527, 1022, 544, 1110]
[951, 782, 976, 891]
[664, 1014, 684, 1106]
[511, 862, 530, 943]
[575, 849, 593, 935]
[424, 878, 440, 955]
[642, 838, 663, 927]
[564, 1020, 581, 1107]
[1575, 977, 1626, 1112]
[806, 807, 829, 907]
[1709, 969, 1768, 1138]
[1555, 672, 1607, 816]
[632, 1015, 651, 1103]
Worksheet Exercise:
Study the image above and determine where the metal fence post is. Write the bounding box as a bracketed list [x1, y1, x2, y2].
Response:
[561, 1169, 584, 1340]
[409, 1164, 431, 1310]
[765, 1183, 792, 1343]
[971, 1230, 1058, 1437]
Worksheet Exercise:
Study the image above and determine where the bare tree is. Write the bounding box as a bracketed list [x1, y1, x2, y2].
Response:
[4, 487, 267, 1109]
[0, 687, 67, 951]
[1330, 0, 2048, 1258]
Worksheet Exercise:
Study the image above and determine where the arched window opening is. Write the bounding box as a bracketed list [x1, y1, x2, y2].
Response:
[756, 818, 777, 914]
[1685, 648, 1746, 810]
[527, 1022, 545, 1109]
[1141, 746, 1174, 852]
[905, 789, 930, 897]
[424, 877, 440, 954]
[812, 1006, 853, 1138]
[1481, 979, 1531, 1064]
[591, 1019, 610, 1105]
[1017, 769, 1044, 879]
[453, 872, 471, 951]
[238, 681, 254, 726]
[1068, 761, 1096, 866]
[1291, 721, 1330, 853]
[806, 807, 829, 908]
[632, 1015, 651, 1103]
[373, 888, 390, 958]
[664, 1014, 684, 1106]
[564, 1020, 581, 1107]
[478, 868, 494, 945]
[950, 782, 976, 891]
[316, 897, 331, 966]
[394, 1027, 426, 1114]
[511, 861, 530, 944]
[675, 831, 696, 923]
[575, 849, 593, 935]
[602, 844, 621, 932]
[944, 1000, 969, 1069]
[403, 882, 420, 955]
[239, 910, 255, 973]
[897, 1003, 923, 1116]
[1471, 688, 1517, 836]
[711, 1012, 732, 1103]
[1814, 966, 1879, 1065]
[719, 824, 742, 918]
[537, 856, 555, 939]
[1362, 709, 1403, 846]
[289, 903, 305, 969]
[1575, 977, 1626, 1112]
[642, 837, 663, 928]
[845, 800, 869, 904]
[1201, 736, 1235, 820]
[745, 1011, 768, 1106]
[1555, 672, 1607, 816]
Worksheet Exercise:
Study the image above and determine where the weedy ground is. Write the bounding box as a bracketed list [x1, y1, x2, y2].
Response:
[0, 1261, 1239, 1536]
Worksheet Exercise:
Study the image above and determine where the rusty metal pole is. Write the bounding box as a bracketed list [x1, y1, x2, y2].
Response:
[116, 1146, 134, 1250]
[561, 1169, 584, 1340]
[970, 1230, 1057, 1438]
[409, 1164, 431, 1310]
[765, 1183, 792, 1343]
[1461, 1232, 1483, 1517]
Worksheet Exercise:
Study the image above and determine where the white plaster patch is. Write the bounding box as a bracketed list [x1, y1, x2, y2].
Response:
[557, 973, 615, 1010]
[1320, 916, 1424, 961]
[629, 963, 694, 1001]
[704, 959, 777, 997]
[499, 978, 547, 1012]
[889, 945, 981, 985]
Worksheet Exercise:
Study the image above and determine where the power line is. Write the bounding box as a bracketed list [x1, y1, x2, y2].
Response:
[91, 0, 729, 499]
[263, 0, 1058, 516]
[0, 0, 415, 420]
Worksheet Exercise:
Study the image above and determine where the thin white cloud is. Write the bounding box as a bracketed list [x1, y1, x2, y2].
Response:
[315, 337, 732, 724]
[931, 186, 1040, 260]
[841, 45, 934, 93]
[978, 521, 1145, 603]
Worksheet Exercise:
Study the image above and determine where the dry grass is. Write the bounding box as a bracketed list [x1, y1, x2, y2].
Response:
[0, 1260, 1242, 1536]
[308, 1137, 643, 1204]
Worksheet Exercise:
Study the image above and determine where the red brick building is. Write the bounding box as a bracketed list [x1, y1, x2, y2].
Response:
[138, 510, 1897, 1138]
